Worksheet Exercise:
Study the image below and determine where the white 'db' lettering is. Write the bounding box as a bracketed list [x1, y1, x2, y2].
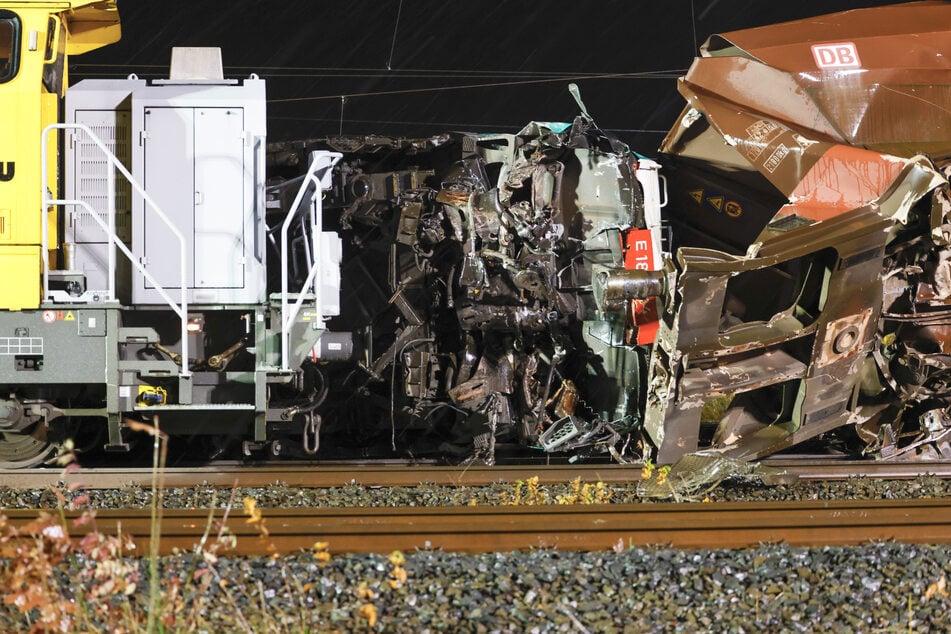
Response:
[811, 42, 861, 69]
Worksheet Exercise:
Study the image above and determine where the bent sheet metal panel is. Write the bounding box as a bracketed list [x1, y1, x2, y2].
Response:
[649, 1, 951, 463]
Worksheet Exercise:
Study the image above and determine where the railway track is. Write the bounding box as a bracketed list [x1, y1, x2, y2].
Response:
[1, 459, 950, 489]
[3, 499, 950, 555]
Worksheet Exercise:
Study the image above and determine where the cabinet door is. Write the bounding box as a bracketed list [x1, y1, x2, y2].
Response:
[142, 106, 194, 289]
[194, 107, 244, 288]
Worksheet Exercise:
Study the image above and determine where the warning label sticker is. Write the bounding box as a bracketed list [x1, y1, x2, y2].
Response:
[41, 310, 76, 323]
[763, 144, 790, 173]
[744, 120, 782, 161]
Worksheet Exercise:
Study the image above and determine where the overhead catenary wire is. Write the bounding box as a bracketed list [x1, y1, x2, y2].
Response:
[70, 66, 684, 105]
[70, 64, 684, 103]
[71, 63, 686, 78]
[69, 63, 685, 137]
[266, 70, 681, 104]
[266, 115, 670, 135]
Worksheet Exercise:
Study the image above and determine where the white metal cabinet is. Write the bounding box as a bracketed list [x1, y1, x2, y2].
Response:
[131, 78, 266, 305]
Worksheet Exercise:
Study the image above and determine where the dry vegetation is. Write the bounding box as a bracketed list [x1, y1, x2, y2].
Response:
[1, 424, 949, 632]
[0, 423, 407, 633]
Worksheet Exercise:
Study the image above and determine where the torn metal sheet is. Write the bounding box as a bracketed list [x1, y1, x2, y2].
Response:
[698, 1, 950, 158]
[637, 453, 795, 500]
[647, 1, 951, 464]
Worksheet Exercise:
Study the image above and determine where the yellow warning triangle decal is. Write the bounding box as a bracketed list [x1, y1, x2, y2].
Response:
[706, 196, 724, 212]
[64, 311, 75, 321]
[689, 189, 703, 205]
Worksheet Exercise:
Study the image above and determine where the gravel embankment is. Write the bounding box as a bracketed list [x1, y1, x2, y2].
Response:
[2, 544, 948, 632]
[1, 475, 950, 509]
[197, 544, 950, 632]
[1, 477, 949, 631]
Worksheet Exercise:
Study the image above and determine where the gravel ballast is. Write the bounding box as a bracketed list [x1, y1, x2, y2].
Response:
[1, 475, 950, 510]
[223, 544, 949, 632]
[1, 476, 949, 631]
[2, 544, 948, 632]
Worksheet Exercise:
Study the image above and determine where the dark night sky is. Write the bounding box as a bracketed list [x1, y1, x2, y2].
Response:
[72, 0, 916, 156]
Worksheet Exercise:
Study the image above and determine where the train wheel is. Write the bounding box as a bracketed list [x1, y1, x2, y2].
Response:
[0, 427, 56, 468]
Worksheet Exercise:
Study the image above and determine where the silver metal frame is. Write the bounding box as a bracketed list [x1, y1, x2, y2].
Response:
[279, 150, 341, 371]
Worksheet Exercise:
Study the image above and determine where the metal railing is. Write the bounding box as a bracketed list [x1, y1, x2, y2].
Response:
[41, 123, 191, 377]
[279, 150, 341, 370]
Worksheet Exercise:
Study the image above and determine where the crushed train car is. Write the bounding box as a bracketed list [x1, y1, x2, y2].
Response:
[267, 118, 666, 463]
[271, 1, 951, 466]
[0, 1, 948, 470]
[643, 0, 951, 463]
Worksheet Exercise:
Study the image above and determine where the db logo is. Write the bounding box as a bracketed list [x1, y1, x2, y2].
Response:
[811, 42, 861, 69]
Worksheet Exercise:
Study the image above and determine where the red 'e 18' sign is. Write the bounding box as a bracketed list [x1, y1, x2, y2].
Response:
[811, 42, 861, 69]
[622, 228, 656, 271]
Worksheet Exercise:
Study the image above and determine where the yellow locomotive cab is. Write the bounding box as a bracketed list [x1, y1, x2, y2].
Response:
[0, 1, 118, 309]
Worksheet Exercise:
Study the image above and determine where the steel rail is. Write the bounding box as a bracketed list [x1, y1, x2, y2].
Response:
[3, 499, 950, 555]
[2, 460, 950, 490]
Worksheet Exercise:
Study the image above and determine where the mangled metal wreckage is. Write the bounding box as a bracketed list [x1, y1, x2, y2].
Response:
[270, 115, 666, 464]
[269, 2, 950, 469]
[649, 1, 951, 465]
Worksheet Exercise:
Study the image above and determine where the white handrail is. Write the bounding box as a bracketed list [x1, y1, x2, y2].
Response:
[41, 123, 191, 377]
[280, 151, 341, 371]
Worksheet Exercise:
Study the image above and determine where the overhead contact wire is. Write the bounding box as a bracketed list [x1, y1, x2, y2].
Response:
[267, 71, 672, 104]
[72, 63, 686, 78]
[266, 115, 670, 134]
